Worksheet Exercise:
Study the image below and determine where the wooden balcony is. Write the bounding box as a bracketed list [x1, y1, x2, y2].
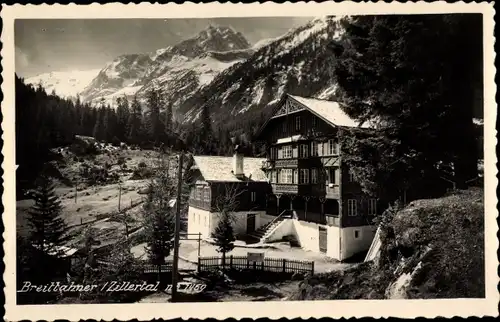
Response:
[271, 183, 326, 196]
[275, 159, 298, 168]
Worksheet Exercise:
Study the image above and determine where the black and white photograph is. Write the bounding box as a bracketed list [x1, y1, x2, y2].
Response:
[2, 2, 498, 320]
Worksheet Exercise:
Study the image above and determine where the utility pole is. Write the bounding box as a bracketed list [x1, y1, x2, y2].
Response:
[75, 176, 78, 203]
[171, 152, 183, 302]
[118, 182, 122, 211]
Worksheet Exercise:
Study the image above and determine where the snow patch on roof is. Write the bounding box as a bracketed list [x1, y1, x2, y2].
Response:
[289, 95, 368, 128]
[193, 156, 268, 182]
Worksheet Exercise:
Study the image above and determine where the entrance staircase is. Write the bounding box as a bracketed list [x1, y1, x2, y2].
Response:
[248, 210, 292, 243]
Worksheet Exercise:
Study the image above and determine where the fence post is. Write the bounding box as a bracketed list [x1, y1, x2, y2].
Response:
[283, 258, 286, 273]
[198, 233, 201, 258]
[197, 257, 201, 273]
[230, 255, 233, 269]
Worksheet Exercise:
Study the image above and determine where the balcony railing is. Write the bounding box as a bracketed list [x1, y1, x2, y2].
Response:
[272, 184, 299, 194]
[271, 183, 326, 196]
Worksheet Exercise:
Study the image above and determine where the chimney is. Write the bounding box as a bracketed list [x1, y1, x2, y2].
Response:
[233, 145, 244, 179]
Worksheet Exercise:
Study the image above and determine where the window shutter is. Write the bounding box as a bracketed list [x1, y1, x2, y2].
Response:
[293, 146, 298, 158]
[293, 169, 298, 184]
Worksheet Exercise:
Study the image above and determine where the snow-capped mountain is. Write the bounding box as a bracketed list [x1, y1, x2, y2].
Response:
[178, 16, 344, 122]
[80, 24, 253, 107]
[25, 69, 101, 99]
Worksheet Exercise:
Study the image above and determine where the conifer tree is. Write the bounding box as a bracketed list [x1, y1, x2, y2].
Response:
[27, 172, 68, 257]
[128, 95, 143, 145]
[146, 87, 165, 146]
[212, 212, 235, 268]
[212, 185, 240, 268]
[116, 96, 130, 142]
[142, 153, 176, 277]
[332, 14, 482, 199]
[164, 100, 173, 147]
[93, 107, 105, 141]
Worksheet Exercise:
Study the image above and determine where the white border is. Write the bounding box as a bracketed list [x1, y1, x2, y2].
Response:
[2, 2, 498, 320]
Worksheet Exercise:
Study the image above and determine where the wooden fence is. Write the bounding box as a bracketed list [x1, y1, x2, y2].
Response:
[143, 263, 173, 274]
[198, 256, 314, 274]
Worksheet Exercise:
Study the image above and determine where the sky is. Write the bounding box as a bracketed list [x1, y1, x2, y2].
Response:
[15, 17, 312, 78]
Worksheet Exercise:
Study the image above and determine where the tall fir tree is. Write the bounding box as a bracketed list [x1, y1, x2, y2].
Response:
[146, 87, 165, 146]
[27, 172, 68, 257]
[93, 107, 106, 141]
[200, 103, 214, 154]
[127, 95, 144, 145]
[331, 14, 482, 200]
[142, 153, 176, 279]
[116, 96, 130, 142]
[164, 100, 173, 147]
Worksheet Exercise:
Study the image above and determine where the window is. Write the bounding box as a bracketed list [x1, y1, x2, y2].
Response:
[280, 169, 293, 184]
[299, 144, 309, 158]
[293, 169, 298, 184]
[328, 168, 337, 185]
[311, 169, 318, 183]
[318, 142, 325, 156]
[295, 116, 301, 131]
[311, 141, 318, 156]
[278, 147, 283, 159]
[348, 199, 357, 216]
[196, 187, 202, 200]
[299, 169, 310, 184]
[354, 230, 360, 239]
[251, 191, 257, 202]
[282, 145, 293, 159]
[204, 216, 207, 227]
[204, 187, 210, 203]
[328, 139, 338, 155]
[368, 198, 377, 215]
[349, 169, 355, 182]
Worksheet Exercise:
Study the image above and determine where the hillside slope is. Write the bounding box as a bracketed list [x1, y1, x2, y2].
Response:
[178, 16, 344, 124]
[290, 188, 485, 300]
[80, 24, 253, 107]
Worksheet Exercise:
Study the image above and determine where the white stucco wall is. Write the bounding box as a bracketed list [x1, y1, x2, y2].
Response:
[188, 206, 267, 239]
[340, 225, 377, 260]
[265, 219, 295, 242]
[187, 206, 212, 238]
[326, 226, 341, 260]
[292, 220, 321, 253]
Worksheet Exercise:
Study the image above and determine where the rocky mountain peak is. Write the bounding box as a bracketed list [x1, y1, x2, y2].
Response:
[170, 24, 251, 58]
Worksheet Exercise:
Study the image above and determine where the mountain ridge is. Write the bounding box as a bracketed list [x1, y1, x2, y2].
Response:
[79, 24, 253, 107]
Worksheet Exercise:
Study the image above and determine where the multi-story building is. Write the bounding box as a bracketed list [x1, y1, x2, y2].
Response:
[187, 94, 379, 261]
[254, 94, 378, 260]
[186, 150, 271, 239]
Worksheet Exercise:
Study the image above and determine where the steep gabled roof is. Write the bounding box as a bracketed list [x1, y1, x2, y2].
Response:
[288, 95, 369, 128]
[192, 156, 268, 183]
[255, 94, 369, 139]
